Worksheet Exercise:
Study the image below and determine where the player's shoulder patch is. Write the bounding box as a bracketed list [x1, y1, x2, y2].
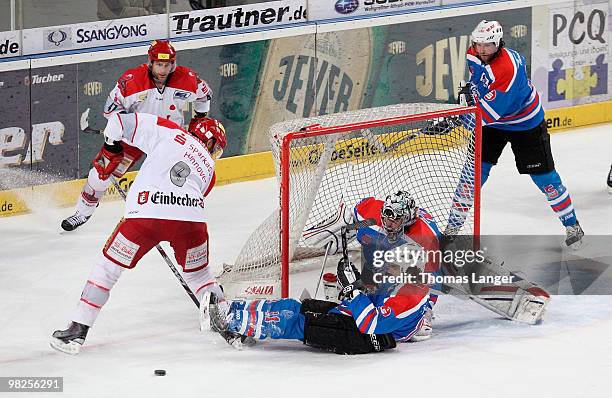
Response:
[118, 64, 152, 96]
[488, 48, 516, 92]
[167, 66, 199, 92]
[156, 116, 183, 131]
[355, 197, 383, 220]
[484, 90, 497, 101]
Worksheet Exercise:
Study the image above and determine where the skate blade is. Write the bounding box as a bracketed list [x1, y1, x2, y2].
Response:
[563, 238, 585, 251]
[199, 292, 211, 332]
[49, 338, 81, 355]
[409, 334, 432, 342]
[230, 339, 244, 351]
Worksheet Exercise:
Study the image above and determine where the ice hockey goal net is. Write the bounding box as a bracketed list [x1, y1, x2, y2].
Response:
[219, 103, 481, 299]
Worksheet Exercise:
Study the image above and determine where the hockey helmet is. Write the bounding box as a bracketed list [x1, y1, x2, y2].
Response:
[188, 117, 227, 160]
[148, 40, 177, 71]
[381, 191, 417, 242]
[471, 20, 504, 48]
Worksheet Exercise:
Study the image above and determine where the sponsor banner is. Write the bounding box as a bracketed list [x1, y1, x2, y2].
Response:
[0, 69, 33, 189]
[363, 9, 531, 107]
[0, 30, 21, 59]
[308, 0, 441, 21]
[29, 65, 79, 179]
[21, 14, 167, 55]
[440, 0, 477, 4]
[531, 1, 609, 110]
[0, 66, 79, 187]
[248, 31, 372, 152]
[169, 0, 307, 38]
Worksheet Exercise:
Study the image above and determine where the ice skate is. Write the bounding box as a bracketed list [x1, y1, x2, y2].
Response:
[50, 322, 89, 355]
[565, 221, 584, 250]
[410, 307, 433, 342]
[61, 212, 91, 232]
[207, 293, 248, 350]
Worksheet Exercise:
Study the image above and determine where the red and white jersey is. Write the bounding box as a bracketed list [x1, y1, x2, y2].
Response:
[103, 64, 212, 127]
[103, 113, 216, 223]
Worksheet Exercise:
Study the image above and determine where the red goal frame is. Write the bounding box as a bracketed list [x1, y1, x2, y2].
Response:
[279, 106, 482, 297]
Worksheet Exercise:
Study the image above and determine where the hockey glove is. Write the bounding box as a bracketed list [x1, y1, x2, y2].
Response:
[421, 117, 460, 136]
[457, 81, 476, 107]
[337, 258, 364, 300]
[93, 142, 124, 180]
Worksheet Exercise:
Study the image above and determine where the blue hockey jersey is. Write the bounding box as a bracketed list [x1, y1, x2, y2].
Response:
[332, 283, 432, 342]
[467, 46, 544, 131]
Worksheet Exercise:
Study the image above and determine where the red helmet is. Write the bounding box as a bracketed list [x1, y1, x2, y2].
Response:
[148, 40, 177, 64]
[188, 117, 227, 160]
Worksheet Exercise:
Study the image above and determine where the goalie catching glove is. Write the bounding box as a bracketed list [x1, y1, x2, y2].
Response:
[93, 142, 124, 180]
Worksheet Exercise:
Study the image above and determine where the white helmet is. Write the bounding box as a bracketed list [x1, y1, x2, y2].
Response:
[471, 20, 503, 48]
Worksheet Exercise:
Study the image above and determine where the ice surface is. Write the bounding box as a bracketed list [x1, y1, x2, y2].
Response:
[1, 124, 611, 397]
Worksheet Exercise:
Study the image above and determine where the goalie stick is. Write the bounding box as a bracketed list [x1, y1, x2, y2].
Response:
[109, 176, 201, 308]
[360, 118, 459, 155]
[340, 218, 377, 265]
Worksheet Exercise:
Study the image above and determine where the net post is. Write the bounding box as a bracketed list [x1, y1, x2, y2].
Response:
[280, 135, 292, 298]
[474, 107, 483, 250]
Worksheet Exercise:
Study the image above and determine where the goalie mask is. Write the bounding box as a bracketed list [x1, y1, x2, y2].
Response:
[188, 117, 227, 160]
[381, 191, 417, 242]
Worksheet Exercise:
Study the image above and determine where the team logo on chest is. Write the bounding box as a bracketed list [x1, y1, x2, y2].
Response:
[479, 73, 490, 88]
[138, 191, 150, 204]
[174, 91, 189, 100]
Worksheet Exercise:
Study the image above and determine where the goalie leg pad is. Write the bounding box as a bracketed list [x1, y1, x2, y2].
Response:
[466, 257, 551, 324]
[303, 311, 396, 354]
[300, 298, 338, 315]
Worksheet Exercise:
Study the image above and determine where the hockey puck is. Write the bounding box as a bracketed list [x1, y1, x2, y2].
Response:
[154, 369, 166, 376]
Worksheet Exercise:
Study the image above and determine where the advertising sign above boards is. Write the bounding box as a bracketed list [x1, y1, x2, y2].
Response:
[169, 0, 307, 38]
[21, 14, 167, 55]
[531, 0, 609, 110]
[0, 30, 21, 59]
[308, 0, 441, 21]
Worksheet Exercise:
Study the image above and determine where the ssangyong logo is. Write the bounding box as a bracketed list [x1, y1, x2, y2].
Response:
[76, 24, 147, 43]
[47, 30, 68, 46]
[335, 0, 359, 14]
[43, 28, 72, 50]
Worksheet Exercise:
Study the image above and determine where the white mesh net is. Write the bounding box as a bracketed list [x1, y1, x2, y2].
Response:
[220, 103, 479, 299]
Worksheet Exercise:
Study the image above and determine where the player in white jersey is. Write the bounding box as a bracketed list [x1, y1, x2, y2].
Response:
[50, 113, 227, 355]
[61, 40, 213, 231]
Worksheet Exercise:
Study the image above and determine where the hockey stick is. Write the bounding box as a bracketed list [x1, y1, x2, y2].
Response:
[314, 241, 333, 299]
[361, 117, 461, 155]
[109, 176, 201, 308]
[340, 218, 377, 265]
